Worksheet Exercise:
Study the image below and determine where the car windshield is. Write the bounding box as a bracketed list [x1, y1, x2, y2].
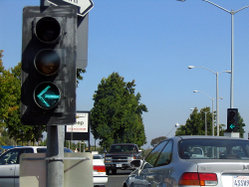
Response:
[109, 145, 137, 153]
[178, 138, 249, 160]
[93, 155, 103, 159]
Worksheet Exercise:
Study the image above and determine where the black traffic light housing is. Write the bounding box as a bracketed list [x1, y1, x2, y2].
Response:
[21, 6, 77, 125]
[227, 108, 239, 132]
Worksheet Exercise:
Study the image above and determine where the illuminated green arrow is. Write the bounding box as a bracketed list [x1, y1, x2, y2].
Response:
[230, 124, 235, 129]
[37, 85, 60, 108]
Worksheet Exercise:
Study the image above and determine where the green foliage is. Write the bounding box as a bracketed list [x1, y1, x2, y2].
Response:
[90, 72, 147, 149]
[0, 50, 45, 144]
[150, 136, 167, 147]
[237, 112, 245, 138]
[175, 107, 214, 136]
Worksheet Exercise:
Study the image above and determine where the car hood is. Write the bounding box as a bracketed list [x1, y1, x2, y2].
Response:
[105, 153, 137, 156]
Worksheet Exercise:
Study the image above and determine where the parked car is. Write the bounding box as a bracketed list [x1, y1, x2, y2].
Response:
[104, 143, 142, 174]
[93, 154, 108, 187]
[0, 146, 72, 187]
[123, 136, 249, 187]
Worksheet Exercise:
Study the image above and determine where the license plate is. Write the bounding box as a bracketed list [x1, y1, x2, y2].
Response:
[116, 164, 122, 167]
[233, 176, 249, 187]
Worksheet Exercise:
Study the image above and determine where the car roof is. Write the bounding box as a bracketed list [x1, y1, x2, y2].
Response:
[174, 135, 247, 141]
[111, 143, 138, 146]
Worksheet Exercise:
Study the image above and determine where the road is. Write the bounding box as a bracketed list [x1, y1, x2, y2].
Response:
[106, 170, 130, 187]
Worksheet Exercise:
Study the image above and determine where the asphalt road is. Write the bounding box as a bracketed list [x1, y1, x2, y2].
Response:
[106, 170, 131, 187]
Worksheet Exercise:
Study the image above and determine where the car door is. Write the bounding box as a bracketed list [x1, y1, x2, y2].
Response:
[0, 149, 20, 187]
[132, 140, 168, 187]
[0, 148, 34, 187]
[149, 140, 174, 186]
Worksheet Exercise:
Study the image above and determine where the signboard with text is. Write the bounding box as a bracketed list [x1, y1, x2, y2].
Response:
[47, 0, 94, 17]
[65, 111, 90, 140]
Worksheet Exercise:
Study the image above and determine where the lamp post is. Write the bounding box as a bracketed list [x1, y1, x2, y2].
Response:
[188, 65, 220, 135]
[193, 90, 214, 136]
[188, 65, 231, 136]
[202, 0, 249, 108]
[178, 0, 249, 108]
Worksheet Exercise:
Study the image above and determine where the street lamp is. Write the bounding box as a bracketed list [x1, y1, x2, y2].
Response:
[188, 65, 230, 136]
[193, 90, 214, 136]
[179, 0, 249, 108]
[202, 0, 249, 108]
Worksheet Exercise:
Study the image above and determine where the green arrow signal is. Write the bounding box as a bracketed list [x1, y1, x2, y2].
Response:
[37, 85, 60, 108]
[230, 124, 235, 129]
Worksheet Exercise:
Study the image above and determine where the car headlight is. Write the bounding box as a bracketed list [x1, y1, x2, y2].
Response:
[128, 156, 134, 161]
[104, 157, 112, 162]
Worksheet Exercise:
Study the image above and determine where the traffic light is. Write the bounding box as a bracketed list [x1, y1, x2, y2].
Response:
[227, 108, 239, 132]
[21, 6, 77, 125]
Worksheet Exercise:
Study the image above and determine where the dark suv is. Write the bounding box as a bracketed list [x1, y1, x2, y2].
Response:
[104, 143, 141, 174]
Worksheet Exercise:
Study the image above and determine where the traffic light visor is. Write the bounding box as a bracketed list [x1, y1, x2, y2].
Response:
[35, 49, 60, 76]
[35, 17, 61, 43]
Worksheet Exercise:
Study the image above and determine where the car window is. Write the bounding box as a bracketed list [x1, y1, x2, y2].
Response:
[93, 155, 103, 159]
[37, 148, 47, 153]
[155, 140, 173, 167]
[109, 145, 138, 153]
[179, 139, 249, 160]
[0, 148, 33, 165]
[144, 140, 168, 167]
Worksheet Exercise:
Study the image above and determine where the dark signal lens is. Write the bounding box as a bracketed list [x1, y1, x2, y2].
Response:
[35, 49, 60, 76]
[35, 17, 60, 43]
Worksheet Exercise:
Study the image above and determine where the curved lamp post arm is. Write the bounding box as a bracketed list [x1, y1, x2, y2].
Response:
[233, 5, 249, 14]
[188, 65, 216, 75]
[202, 0, 230, 13]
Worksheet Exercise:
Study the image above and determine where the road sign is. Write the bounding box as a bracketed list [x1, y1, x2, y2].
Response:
[65, 111, 90, 140]
[47, 0, 94, 16]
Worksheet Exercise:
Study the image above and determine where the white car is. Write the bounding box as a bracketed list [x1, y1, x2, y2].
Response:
[0, 146, 72, 187]
[93, 154, 108, 187]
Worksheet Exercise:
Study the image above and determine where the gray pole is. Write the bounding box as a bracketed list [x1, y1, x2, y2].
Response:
[216, 72, 219, 136]
[46, 126, 65, 187]
[204, 112, 207, 136]
[211, 98, 214, 136]
[230, 13, 234, 108]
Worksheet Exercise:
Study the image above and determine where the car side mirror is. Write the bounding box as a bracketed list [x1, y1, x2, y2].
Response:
[130, 159, 142, 168]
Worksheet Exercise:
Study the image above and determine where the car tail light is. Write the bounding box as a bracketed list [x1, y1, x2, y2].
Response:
[179, 172, 217, 186]
[93, 165, 106, 172]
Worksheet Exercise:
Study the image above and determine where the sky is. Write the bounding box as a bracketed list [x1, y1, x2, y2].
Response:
[1, 0, 249, 148]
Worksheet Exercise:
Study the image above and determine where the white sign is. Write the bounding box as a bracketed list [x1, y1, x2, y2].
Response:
[48, 0, 94, 16]
[66, 112, 89, 133]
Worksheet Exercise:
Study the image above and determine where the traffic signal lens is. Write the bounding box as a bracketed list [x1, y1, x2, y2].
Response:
[36, 17, 60, 43]
[34, 82, 61, 110]
[35, 49, 60, 76]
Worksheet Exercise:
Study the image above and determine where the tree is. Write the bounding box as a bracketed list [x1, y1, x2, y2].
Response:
[175, 107, 213, 136]
[151, 136, 167, 147]
[0, 51, 45, 144]
[90, 72, 147, 149]
[238, 112, 245, 138]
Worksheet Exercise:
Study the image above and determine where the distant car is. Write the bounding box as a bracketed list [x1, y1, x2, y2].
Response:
[93, 154, 108, 187]
[104, 143, 142, 174]
[123, 136, 249, 187]
[0, 146, 72, 187]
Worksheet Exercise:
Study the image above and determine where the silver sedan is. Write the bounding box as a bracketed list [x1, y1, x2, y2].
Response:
[123, 136, 249, 187]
